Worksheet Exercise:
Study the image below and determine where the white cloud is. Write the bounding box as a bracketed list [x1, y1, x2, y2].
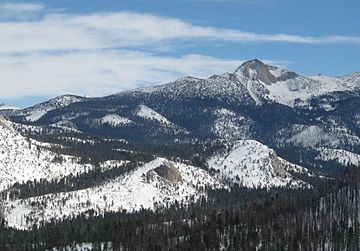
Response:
[0, 2, 45, 12]
[0, 11, 360, 54]
[0, 2, 45, 20]
[0, 50, 260, 99]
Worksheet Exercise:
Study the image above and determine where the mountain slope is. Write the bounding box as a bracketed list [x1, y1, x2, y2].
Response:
[4, 158, 225, 229]
[21, 95, 85, 122]
[207, 140, 311, 189]
[0, 115, 92, 190]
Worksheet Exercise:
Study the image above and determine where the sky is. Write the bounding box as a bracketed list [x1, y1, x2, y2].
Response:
[0, 0, 359, 107]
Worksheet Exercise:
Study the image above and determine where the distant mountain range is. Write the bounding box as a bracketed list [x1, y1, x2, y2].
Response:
[1, 59, 360, 230]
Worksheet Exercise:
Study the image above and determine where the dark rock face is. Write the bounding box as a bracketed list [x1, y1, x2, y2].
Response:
[276, 71, 298, 81]
[237, 59, 277, 85]
[153, 162, 182, 184]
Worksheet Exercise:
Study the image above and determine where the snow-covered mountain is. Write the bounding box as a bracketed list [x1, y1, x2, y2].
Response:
[118, 59, 360, 107]
[1, 59, 360, 233]
[0, 113, 314, 230]
[22, 95, 85, 122]
[239, 60, 360, 107]
[233, 59, 360, 107]
[207, 140, 311, 189]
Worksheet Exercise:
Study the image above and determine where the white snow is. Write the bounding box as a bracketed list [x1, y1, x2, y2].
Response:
[316, 147, 360, 167]
[207, 140, 310, 189]
[24, 95, 83, 122]
[288, 126, 339, 148]
[268, 67, 287, 78]
[284, 124, 360, 149]
[0, 116, 93, 191]
[51, 120, 81, 132]
[26, 110, 47, 122]
[0, 104, 19, 110]
[100, 114, 133, 127]
[99, 160, 130, 170]
[113, 61, 360, 109]
[50, 242, 112, 251]
[136, 105, 172, 125]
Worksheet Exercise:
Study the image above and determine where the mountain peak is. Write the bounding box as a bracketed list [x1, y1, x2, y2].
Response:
[235, 59, 277, 85]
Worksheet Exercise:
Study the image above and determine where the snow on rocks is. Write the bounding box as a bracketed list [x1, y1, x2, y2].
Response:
[207, 140, 310, 189]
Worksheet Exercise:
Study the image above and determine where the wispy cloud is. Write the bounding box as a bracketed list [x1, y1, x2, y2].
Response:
[0, 2, 45, 20]
[0, 11, 360, 54]
[0, 50, 260, 99]
[180, 0, 273, 5]
[0, 2, 45, 12]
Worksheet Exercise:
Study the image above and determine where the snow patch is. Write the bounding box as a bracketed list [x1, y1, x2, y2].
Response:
[100, 114, 133, 127]
[136, 105, 172, 125]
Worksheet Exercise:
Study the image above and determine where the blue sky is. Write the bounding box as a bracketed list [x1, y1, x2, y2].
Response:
[0, 0, 359, 107]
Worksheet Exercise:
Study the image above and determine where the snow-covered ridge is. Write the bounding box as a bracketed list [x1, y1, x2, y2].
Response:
[121, 59, 360, 108]
[316, 147, 360, 167]
[135, 105, 172, 125]
[207, 140, 311, 189]
[0, 116, 93, 190]
[4, 158, 225, 229]
[0, 103, 19, 110]
[23, 95, 84, 122]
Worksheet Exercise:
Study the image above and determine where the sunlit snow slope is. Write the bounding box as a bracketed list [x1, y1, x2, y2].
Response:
[0, 115, 92, 190]
[207, 140, 311, 189]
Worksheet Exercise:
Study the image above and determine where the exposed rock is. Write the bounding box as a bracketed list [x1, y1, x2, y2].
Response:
[236, 59, 277, 85]
[269, 151, 287, 178]
[148, 161, 182, 185]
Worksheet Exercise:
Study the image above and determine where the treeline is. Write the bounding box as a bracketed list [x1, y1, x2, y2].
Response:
[0, 161, 147, 200]
[1, 167, 360, 250]
[25, 128, 226, 169]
